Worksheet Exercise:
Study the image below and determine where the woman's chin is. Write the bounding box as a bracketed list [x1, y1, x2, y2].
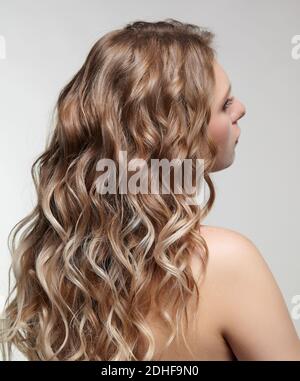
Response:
[210, 153, 236, 173]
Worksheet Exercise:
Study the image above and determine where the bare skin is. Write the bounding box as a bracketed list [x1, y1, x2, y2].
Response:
[143, 61, 300, 360]
[145, 225, 300, 360]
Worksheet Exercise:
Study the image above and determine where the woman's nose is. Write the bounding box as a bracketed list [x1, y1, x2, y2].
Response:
[239, 101, 246, 119]
[231, 100, 246, 123]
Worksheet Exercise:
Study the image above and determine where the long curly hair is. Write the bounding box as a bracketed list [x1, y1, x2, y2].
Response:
[0, 18, 218, 360]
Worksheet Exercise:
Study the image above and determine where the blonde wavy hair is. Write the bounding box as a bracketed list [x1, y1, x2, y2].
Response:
[0, 19, 218, 360]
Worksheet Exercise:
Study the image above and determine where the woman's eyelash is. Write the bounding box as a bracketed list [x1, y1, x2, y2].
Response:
[223, 96, 234, 110]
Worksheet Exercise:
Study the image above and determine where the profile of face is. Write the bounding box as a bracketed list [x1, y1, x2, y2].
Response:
[208, 60, 246, 172]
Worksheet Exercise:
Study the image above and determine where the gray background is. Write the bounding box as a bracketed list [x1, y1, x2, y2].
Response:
[0, 0, 299, 360]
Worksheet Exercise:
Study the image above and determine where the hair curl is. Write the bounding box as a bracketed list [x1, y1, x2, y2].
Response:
[1, 18, 217, 360]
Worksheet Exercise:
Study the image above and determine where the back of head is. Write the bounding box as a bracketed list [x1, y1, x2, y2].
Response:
[1, 19, 217, 360]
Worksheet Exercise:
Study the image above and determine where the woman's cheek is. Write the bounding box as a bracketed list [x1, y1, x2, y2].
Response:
[208, 117, 231, 146]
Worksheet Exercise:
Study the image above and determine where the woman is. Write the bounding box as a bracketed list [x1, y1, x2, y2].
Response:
[1, 19, 300, 361]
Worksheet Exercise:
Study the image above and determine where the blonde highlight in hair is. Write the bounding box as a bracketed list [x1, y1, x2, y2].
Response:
[1, 19, 217, 360]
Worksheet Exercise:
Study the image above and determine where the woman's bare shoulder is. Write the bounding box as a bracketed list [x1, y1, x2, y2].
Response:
[192, 223, 265, 310]
[197, 223, 277, 305]
[194, 223, 265, 294]
[199, 223, 263, 268]
[200, 223, 255, 247]
[196, 224, 300, 360]
[198, 223, 280, 290]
